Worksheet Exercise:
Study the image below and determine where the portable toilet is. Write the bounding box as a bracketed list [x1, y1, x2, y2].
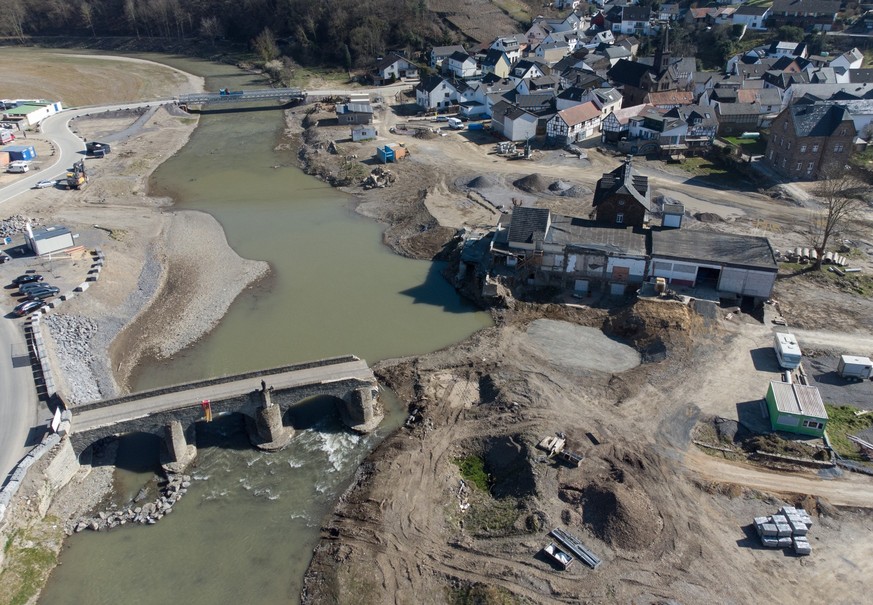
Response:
[2, 144, 36, 162]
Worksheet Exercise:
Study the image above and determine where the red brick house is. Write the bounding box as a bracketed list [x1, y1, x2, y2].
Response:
[764, 102, 856, 181]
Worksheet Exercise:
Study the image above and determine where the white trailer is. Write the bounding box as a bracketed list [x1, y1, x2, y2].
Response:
[774, 332, 802, 369]
[837, 355, 873, 380]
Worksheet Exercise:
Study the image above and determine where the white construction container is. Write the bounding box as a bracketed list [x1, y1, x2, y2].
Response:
[837, 355, 873, 380]
[774, 333, 802, 369]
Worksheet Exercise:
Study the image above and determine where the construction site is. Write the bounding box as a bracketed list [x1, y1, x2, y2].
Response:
[291, 90, 873, 604]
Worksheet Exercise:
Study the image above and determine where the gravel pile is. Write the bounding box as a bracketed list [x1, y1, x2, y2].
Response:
[44, 315, 103, 405]
[66, 474, 192, 534]
[548, 180, 572, 192]
[467, 175, 498, 189]
[0, 215, 41, 239]
[513, 173, 551, 193]
[559, 184, 592, 197]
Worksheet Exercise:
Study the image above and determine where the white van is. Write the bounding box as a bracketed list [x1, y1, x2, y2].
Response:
[7, 161, 30, 173]
[774, 332, 802, 369]
[447, 117, 464, 130]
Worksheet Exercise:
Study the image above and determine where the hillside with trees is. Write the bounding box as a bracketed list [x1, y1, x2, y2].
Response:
[0, 0, 538, 67]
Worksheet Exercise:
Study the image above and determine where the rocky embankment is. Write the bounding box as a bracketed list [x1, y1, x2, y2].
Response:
[66, 474, 192, 534]
[43, 315, 102, 404]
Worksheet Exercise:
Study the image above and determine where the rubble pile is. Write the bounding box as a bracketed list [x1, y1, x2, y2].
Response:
[66, 474, 192, 534]
[363, 166, 396, 190]
[0, 214, 41, 239]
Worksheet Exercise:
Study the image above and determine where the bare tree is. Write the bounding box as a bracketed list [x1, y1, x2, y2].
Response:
[0, 0, 27, 41]
[252, 27, 280, 63]
[80, 1, 96, 37]
[810, 171, 865, 269]
[199, 15, 223, 45]
[124, 0, 140, 38]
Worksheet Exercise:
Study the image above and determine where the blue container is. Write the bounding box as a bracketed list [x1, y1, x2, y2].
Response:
[468, 123, 484, 131]
[3, 144, 36, 162]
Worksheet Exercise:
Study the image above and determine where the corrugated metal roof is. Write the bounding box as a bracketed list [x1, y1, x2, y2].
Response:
[770, 382, 827, 420]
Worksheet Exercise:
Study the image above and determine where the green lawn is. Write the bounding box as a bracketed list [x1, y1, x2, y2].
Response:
[724, 136, 767, 156]
[825, 404, 873, 462]
[675, 156, 730, 177]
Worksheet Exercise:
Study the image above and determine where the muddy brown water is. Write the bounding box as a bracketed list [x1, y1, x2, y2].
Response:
[39, 56, 491, 604]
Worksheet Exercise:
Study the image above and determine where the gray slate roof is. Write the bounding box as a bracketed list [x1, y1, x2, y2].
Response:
[651, 229, 777, 270]
[593, 158, 651, 211]
[547, 217, 647, 256]
[508, 207, 551, 243]
[789, 103, 852, 137]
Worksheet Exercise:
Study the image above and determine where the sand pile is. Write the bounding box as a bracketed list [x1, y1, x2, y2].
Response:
[579, 482, 663, 550]
[513, 173, 551, 193]
[467, 175, 499, 189]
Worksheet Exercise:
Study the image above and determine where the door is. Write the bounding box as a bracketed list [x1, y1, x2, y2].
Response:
[612, 266, 629, 283]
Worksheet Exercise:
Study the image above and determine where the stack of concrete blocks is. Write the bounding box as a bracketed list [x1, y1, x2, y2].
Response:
[86, 246, 104, 283]
[754, 506, 813, 555]
[28, 314, 56, 397]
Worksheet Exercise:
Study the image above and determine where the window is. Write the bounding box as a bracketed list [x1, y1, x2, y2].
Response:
[795, 162, 802, 171]
[808, 161, 814, 171]
[800, 145, 807, 153]
[786, 141, 791, 150]
[802, 419, 824, 430]
[835, 144, 844, 152]
[812, 144, 819, 152]
[616, 212, 624, 224]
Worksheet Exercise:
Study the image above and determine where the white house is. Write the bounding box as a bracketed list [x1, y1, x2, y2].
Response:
[534, 41, 571, 65]
[831, 48, 864, 71]
[732, 6, 770, 31]
[492, 102, 538, 141]
[446, 51, 480, 79]
[614, 6, 652, 36]
[546, 101, 603, 144]
[491, 35, 527, 64]
[351, 125, 378, 142]
[415, 76, 464, 110]
[591, 88, 624, 118]
[372, 53, 419, 85]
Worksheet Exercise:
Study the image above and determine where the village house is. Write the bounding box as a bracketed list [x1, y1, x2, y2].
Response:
[607, 29, 694, 105]
[491, 35, 528, 64]
[715, 102, 762, 136]
[601, 104, 648, 142]
[446, 51, 480, 79]
[535, 41, 572, 65]
[661, 104, 719, 156]
[335, 102, 373, 125]
[480, 49, 512, 78]
[830, 48, 864, 71]
[732, 5, 771, 31]
[613, 5, 654, 36]
[546, 101, 603, 145]
[591, 87, 624, 118]
[371, 53, 419, 85]
[491, 101, 538, 141]
[415, 76, 464, 110]
[769, 0, 841, 31]
[591, 156, 651, 228]
[491, 207, 649, 296]
[644, 90, 693, 109]
[430, 45, 466, 68]
[765, 102, 856, 180]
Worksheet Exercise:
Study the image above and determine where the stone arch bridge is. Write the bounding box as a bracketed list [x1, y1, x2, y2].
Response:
[68, 356, 381, 470]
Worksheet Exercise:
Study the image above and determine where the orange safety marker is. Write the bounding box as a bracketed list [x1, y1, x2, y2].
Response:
[201, 399, 212, 422]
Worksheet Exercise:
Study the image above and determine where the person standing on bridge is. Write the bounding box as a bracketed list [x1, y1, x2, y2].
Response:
[261, 379, 267, 392]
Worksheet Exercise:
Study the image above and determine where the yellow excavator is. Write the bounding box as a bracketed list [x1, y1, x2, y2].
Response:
[66, 160, 88, 190]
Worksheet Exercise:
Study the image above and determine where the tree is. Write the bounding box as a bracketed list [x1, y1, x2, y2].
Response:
[124, 0, 140, 38]
[252, 27, 280, 63]
[810, 172, 865, 269]
[80, 2, 96, 37]
[776, 25, 805, 42]
[0, 0, 27, 40]
[199, 15, 223, 45]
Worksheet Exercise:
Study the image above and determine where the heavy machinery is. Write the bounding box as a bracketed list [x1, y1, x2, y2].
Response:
[66, 160, 88, 190]
[219, 88, 244, 96]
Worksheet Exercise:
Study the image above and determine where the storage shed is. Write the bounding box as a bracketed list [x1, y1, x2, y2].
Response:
[765, 382, 828, 437]
[26, 224, 75, 256]
[2, 144, 36, 162]
[649, 229, 778, 303]
[352, 125, 377, 141]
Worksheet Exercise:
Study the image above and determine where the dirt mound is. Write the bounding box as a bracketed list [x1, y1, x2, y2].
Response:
[467, 175, 498, 189]
[694, 212, 724, 223]
[548, 180, 572, 192]
[513, 173, 551, 193]
[603, 298, 705, 356]
[579, 482, 663, 550]
[559, 184, 592, 197]
[414, 129, 437, 140]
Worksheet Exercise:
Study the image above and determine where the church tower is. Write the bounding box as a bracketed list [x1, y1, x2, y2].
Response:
[653, 26, 671, 75]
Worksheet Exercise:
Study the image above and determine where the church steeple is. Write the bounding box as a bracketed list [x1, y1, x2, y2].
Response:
[653, 25, 671, 74]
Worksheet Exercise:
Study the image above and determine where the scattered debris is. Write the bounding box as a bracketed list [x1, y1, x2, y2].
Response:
[363, 166, 396, 190]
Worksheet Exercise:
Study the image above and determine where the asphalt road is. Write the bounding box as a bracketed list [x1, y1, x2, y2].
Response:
[0, 318, 41, 482]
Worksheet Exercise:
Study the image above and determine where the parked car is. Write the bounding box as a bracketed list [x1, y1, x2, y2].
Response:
[33, 179, 55, 189]
[12, 300, 45, 316]
[19, 282, 55, 294]
[12, 274, 44, 285]
[27, 288, 60, 300]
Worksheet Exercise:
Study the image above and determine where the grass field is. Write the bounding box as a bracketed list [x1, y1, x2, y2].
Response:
[825, 404, 873, 462]
[0, 48, 193, 106]
[724, 136, 767, 156]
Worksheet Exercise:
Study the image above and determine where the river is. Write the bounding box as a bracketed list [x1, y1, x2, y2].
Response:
[38, 56, 491, 604]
